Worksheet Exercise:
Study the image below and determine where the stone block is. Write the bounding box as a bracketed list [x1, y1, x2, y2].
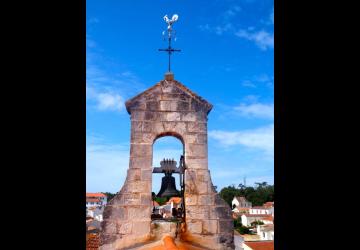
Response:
[132, 221, 151, 235]
[140, 193, 152, 205]
[130, 144, 152, 157]
[159, 100, 178, 111]
[198, 194, 215, 206]
[215, 206, 232, 219]
[126, 169, 141, 181]
[165, 112, 181, 121]
[181, 113, 197, 122]
[218, 220, 233, 233]
[126, 181, 151, 193]
[202, 219, 218, 235]
[131, 111, 145, 121]
[141, 169, 152, 181]
[187, 122, 207, 133]
[131, 121, 143, 132]
[185, 158, 208, 170]
[185, 194, 197, 205]
[127, 206, 151, 220]
[187, 220, 202, 234]
[144, 111, 158, 121]
[103, 206, 127, 221]
[129, 157, 152, 169]
[177, 101, 190, 111]
[146, 101, 159, 111]
[101, 220, 118, 234]
[142, 122, 153, 132]
[186, 205, 210, 220]
[186, 143, 207, 158]
[163, 121, 187, 135]
[153, 122, 165, 134]
[119, 222, 132, 234]
[123, 193, 141, 205]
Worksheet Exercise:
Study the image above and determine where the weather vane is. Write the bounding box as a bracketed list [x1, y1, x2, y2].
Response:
[159, 14, 181, 73]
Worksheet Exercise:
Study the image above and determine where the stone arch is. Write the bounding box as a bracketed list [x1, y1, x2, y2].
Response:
[100, 78, 234, 250]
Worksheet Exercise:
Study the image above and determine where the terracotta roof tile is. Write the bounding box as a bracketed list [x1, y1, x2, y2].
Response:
[86, 233, 100, 250]
[86, 193, 106, 198]
[244, 241, 274, 250]
[87, 198, 101, 203]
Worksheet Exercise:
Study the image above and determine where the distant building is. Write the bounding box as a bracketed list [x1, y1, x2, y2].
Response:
[249, 206, 273, 215]
[86, 193, 107, 208]
[87, 206, 104, 222]
[256, 224, 274, 241]
[232, 196, 252, 214]
[241, 214, 273, 227]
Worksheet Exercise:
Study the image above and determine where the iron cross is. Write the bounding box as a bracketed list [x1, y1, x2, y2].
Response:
[159, 14, 181, 72]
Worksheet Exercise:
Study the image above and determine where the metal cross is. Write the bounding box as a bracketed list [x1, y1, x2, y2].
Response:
[159, 14, 181, 72]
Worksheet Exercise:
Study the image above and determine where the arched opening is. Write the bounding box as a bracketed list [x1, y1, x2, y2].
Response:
[151, 134, 185, 221]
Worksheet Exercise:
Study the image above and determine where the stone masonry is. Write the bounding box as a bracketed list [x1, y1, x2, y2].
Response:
[100, 74, 234, 250]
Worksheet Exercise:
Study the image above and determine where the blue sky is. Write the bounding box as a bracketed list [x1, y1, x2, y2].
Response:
[86, 0, 274, 193]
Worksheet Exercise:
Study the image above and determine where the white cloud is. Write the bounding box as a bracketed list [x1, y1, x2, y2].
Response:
[235, 29, 274, 50]
[87, 86, 125, 112]
[208, 124, 274, 155]
[234, 103, 274, 119]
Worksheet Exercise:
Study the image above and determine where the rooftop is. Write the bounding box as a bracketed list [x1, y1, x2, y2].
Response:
[86, 193, 106, 198]
[244, 241, 274, 250]
[86, 233, 100, 250]
[87, 198, 101, 203]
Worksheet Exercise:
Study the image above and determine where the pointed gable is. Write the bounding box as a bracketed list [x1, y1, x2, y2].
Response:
[125, 79, 213, 115]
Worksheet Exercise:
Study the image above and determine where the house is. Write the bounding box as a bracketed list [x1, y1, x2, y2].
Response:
[249, 202, 274, 216]
[232, 196, 252, 214]
[249, 206, 272, 215]
[256, 224, 274, 241]
[87, 206, 104, 222]
[242, 240, 274, 250]
[86, 193, 107, 208]
[232, 196, 252, 209]
[241, 214, 273, 227]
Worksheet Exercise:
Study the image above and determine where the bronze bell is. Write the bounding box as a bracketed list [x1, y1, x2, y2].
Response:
[157, 172, 180, 198]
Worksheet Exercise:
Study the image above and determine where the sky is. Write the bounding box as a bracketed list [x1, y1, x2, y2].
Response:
[86, 0, 274, 193]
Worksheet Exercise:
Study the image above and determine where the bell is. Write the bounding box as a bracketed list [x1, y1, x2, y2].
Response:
[157, 172, 180, 198]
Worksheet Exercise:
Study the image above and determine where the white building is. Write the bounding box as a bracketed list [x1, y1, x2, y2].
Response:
[87, 206, 104, 222]
[256, 224, 274, 241]
[232, 196, 252, 213]
[86, 193, 107, 208]
[241, 214, 273, 227]
[249, 206, 272, 215]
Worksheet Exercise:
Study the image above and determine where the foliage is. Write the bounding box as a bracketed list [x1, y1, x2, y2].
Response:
[102, 192, 116, 201]
[219, 182, 274, 207]
[236, 225, 251, 235]
[154, 197, 167, 205]
[250, 220, 264, 226]
[233, 218, 242, 228]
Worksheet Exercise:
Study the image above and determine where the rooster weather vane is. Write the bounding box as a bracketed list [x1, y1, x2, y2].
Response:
[159, 14, 181, 73]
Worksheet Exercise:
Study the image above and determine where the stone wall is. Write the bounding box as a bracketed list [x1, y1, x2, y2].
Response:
[100, 77, 234, 250]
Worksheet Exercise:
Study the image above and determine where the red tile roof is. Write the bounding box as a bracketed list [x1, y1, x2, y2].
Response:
[252, 206, 266, 209]
[86, 233, 99, 250]
[263, 202, 274, 207]
[243, 214, 270, 218]
[86, 193, 106, 198]
[167, 197, 182, 204]
[87, 198, 101, 203]
[244, 241, 274, 250]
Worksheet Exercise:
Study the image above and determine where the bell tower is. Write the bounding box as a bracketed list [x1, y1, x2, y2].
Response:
[99, 14, 234, 250]
[100, 75, 234, 250]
